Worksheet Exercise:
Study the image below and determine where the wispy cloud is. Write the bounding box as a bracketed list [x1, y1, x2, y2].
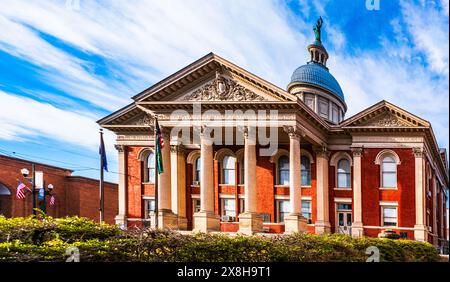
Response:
[0, 0, 448, 178]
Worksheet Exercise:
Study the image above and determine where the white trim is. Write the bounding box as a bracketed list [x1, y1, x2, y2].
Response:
[301, 149, 315, 164]
[219, 193, 235, 199]
[330, 151, 353, 167]
[334, 197, 352, 203]
[379, 201, 398, 206]
[301, 196, 312, 200]
[142, 196, 155, 200]
[363, 226, 414, 231]
[191, 194, 200, 199]
[275, 195, 290, 200]
[186, 150, 201, 164]
[374, 149, 401, 165]
[334, 187, 352, 191]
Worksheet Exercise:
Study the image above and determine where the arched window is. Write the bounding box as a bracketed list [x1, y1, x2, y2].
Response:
[381, 155, 397, 188]
[278, 156, 290, 185]
[194, 157, 201, 183]
[147, 152, 155, 183]
[337, 159, 351, 188]
[222, 155, 236, 185]
[301, 156, 311, 186]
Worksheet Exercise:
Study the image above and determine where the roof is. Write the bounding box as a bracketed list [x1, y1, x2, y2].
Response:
[290, 62, 345, 103]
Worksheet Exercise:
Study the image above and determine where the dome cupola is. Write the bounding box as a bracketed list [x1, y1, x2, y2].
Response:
[288, 17, 347, 124]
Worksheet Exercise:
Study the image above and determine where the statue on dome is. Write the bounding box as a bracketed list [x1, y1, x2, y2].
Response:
[313, 16, 323, 42]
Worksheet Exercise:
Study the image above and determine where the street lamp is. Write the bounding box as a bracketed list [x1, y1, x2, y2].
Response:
[20, 164, 36, 216]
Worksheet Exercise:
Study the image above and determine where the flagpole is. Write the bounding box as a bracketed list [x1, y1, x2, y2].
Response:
[154, 117, 159, 229]
[99, 128, 105, 223]
[31, 163, 36, 217]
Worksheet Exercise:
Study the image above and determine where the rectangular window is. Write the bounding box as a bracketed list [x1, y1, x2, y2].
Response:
[193, 199, 201, 213]
[277, 200, 290, 223]
[304, 94, 315, 110]
[144, 199, 155, 219]
[223, 169, 236, 185]
[337, 204, 352, 211]
[301, 200, 312, 224]
[332, 105, 339, 123]
[221, 199, 236, 221]
[319, 98, 329, 119]
[382, 207, 397, 227]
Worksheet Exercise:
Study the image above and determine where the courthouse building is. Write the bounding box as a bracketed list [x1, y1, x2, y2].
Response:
[99, 25, 448, 247]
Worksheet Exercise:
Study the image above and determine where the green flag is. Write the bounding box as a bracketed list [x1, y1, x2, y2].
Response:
[155, 120, 164, 174]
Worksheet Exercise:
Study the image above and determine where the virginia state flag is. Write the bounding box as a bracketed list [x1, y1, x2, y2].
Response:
[99, 132, 108, 172]
[155, 120, 164, 174]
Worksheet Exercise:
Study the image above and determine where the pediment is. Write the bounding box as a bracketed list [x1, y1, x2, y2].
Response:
[175, 72, 271, 102]
[341, 101, 429, 128]
[133, 53, 294, 103]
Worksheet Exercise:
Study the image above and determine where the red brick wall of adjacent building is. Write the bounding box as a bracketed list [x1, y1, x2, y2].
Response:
[360, 148, 416, 239]
[0, 155, 118, 224]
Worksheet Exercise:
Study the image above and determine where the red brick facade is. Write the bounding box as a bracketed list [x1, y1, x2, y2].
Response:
[0, 155, 118, 224]
[122, 145, 448, 246]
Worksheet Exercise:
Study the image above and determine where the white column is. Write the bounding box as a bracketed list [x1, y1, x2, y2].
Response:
[238, 126, 263, 235]
[351, 147, 364, 238]
[157, 127, 177, 229]
[315, 147, 330, 234]
[193, 127, 220, 232]
[170, 142, 187, 230]
[114, 145, 127, 228]
[413, 147, 427, 241]
[283, 126, 307, 234]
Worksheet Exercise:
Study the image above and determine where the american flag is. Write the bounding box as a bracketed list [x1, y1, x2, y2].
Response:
[16, 181, 27, 199]
[49, 195, 56, 206]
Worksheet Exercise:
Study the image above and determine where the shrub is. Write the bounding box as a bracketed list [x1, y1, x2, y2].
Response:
[0, 216, 440, 262]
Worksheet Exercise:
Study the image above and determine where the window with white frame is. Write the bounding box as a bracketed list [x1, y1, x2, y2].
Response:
[381, 155, 397, 188]
[239, 198, 245, 214]
[222, 156, 236, 185]
[144, 199, 155, 219]
[337, 159, 351, 188]
[193, 199, 201, 213]
[278, 156, 290, 185]
[221, 199, 236, 221]
[194, 157, 201, 184]
[382, 206, 397, 227]
[147, 152, 155, 183]
[277, 200, 290, 223]
[301, 156, 311, 186]
[301, 200, 312, 223]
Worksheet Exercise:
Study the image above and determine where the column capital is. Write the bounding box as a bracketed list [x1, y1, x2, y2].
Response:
[314, 146, 330, 159]
[413, 147, 425, 158]
[351, 147, 363, 157]
[114, 144, 125, 153]
[283, 125, 304, 139]
[238, 125, 256, 144]
[170, 144, 186, 156]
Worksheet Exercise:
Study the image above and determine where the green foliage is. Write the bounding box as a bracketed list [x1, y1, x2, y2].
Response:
[0, 216, 440, 262]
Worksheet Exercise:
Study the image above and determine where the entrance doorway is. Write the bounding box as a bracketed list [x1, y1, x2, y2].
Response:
[0, 183, 12, 217]
[336, 203, 352, 235]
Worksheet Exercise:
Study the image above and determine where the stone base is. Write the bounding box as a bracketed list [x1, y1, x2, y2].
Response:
[238, 212, 263, 235]
[193, 211, 221, 233]
[351, 222, 364, 238]
[315, 220, 331, 234]
[414, 224, 427, 242]
[115, 214, 127, 229]
[157, 209, 179, 230]
[284, 213, 308, 234]
[177, 216, 188, 231]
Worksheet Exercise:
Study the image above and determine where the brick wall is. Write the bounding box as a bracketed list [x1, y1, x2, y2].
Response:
[0, 154, 118, 224]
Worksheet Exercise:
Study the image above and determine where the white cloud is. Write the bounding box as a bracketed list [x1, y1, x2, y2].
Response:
[0, 0, 448, 156]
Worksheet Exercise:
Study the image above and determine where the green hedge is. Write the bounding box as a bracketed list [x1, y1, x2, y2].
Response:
[0, 216, 440, 262]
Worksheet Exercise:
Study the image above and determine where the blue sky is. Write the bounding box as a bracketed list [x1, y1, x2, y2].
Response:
[0, 0, 448, 183]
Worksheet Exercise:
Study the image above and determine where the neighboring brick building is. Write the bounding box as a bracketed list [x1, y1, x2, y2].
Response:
[0, 154, 118, 224]
[98, 22, 449, 249]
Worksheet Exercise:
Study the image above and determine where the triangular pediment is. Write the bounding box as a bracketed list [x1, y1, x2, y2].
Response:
[341, 100, 429, 128]
[133, 53, 294, 103]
